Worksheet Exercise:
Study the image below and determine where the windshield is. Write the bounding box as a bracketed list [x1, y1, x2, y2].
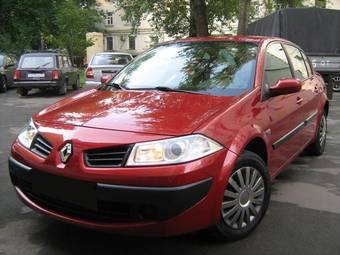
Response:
[91, 54, 132, 66]
[0, 55, 4, 67]
[110, 41, 258, 96]
[21, 56, 54, 69]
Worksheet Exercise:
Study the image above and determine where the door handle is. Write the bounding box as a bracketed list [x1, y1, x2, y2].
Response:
[296, 97, 304, 104]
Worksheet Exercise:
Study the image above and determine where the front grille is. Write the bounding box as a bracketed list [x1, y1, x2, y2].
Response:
[30, 135, 53, 158]
[24, 190, 134, 223]
[84, 145, 131, 168]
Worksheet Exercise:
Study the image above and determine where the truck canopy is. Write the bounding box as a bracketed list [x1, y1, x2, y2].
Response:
[247, 7, 340, 55]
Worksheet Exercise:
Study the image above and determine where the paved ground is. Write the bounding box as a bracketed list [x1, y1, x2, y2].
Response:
[0, 88, 340, 255]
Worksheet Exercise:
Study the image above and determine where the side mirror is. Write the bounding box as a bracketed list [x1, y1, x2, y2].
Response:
[83, 63, 88, 69]
[269, 79, 302, 97]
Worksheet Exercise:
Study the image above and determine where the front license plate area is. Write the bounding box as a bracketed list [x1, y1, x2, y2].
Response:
[32, 170, 97, 210]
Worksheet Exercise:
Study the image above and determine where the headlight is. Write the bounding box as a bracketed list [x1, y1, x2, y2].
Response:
[18, 118, 38, 149]
[126, 134, 223, 166]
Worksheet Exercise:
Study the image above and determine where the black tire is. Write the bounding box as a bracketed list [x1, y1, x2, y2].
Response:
[17, 88, 28, 96]
[0, 76, 7, 93]
[72, 76, 80, 90]
[58, 80, 67, 95]
[305, 111, 327, 156]
[211, 150, 271, 241]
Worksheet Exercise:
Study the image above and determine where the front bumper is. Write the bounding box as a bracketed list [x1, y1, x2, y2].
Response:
[9, 145, 237, 236]
[13, 80, 61, 88]
[9, 156, 212, 223]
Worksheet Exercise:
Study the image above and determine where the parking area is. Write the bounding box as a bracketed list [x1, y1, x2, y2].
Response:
[0, 88, 340, 255]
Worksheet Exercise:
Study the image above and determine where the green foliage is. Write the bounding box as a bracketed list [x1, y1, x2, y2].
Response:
[0, 0, 102, 61]
[114, 0, 239, 38]
[52, 0, 102, 62]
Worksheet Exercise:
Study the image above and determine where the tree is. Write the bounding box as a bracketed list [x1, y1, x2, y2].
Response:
[51, 0, 102, 63]
[0, 0, 102, 62]
[114, 0, 239, 38]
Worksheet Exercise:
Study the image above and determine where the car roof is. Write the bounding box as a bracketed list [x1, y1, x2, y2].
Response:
[95, 52, 132, 56]
[162, 35, 286, 46]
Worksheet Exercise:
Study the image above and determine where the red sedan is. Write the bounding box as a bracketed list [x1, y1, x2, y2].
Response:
[9, 36, 328, 240]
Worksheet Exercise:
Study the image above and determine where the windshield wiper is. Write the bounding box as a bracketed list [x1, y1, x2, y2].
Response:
[35, 62, 51, 69]
[154, 86, 201, 95]
[107, 82, 124, 90]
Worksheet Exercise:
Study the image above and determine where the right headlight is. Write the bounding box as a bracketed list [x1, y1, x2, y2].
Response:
[126, 134, 223, 166]
[17, 118, 38, 149]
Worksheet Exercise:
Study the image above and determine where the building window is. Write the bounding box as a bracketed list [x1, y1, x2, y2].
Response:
[129, 36, 136, 50]
[106, 37, 113, 51]
[106, 12, 113, 26]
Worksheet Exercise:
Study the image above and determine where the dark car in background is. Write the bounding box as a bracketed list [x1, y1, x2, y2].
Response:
[0, 53, 17, 93]
[13, 51, 80, 96]
[85, 52, 133, 86]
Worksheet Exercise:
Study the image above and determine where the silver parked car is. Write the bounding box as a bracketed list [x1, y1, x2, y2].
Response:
[85, 52, 133, 86]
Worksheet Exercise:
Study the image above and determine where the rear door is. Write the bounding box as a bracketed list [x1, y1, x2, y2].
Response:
[263, 42, 306, 174]
[283, 44, 318, 145]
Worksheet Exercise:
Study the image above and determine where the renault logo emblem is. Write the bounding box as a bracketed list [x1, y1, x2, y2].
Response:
[60, 143, 72, 163]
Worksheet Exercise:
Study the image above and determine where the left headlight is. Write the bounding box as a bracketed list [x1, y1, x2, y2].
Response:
[126, 134, 223, 166]
[18, 118, 38, 149]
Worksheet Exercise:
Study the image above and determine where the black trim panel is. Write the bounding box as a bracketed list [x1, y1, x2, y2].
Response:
[273, 111, 318, 150]
[8, 156, 212, 222]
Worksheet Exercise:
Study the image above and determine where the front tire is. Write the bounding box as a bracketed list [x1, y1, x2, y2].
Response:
[333, 83, 340, 92]
[306, 111, 327, 156]
[0, 76, 7, 93]
[212, 151, 271, 241]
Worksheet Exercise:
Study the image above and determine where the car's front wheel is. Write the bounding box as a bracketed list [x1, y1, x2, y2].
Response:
[0, 76, 7, 93]
[306, 111, 327, 156]
[333, 83, 340, 92]
[212, 151, 271, 241]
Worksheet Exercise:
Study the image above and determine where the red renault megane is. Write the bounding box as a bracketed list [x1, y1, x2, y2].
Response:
[9, 36, 328, 240]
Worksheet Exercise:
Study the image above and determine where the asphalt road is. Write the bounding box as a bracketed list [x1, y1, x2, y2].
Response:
[1, 88, 340, 255]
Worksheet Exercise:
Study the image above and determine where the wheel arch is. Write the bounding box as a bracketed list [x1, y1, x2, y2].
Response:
[324, 100, 329, 117]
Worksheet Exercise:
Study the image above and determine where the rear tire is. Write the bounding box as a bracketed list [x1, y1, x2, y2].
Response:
[72, 77, 80, 90]
[58, 80, 67, 95]
[0, 76, 7, 93]
[211, 151, 271, 241]
[17, 88, 28, 96]
[305, 111, 327, 156]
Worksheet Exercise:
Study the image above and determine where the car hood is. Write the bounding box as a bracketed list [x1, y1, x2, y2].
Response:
[35, 88, 239, 136]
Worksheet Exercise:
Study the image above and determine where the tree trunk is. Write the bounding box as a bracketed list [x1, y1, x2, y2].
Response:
[237, 0, 250, 35]
[192, 0, 209, 37]
[287, 0, 295, 7]
[189, 0, 197, 37]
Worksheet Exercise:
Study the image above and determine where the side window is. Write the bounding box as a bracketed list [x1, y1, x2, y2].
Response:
[300, 50, 313, 77]
[58, 56, 64, 68]
[264, 43, 293, 86]
[283, 44, 309, 80]
[63, 56, 69, 67]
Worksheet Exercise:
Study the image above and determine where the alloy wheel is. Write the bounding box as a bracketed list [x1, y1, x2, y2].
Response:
[221, 167, 265, 230]
[319, 114, 327, 146]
